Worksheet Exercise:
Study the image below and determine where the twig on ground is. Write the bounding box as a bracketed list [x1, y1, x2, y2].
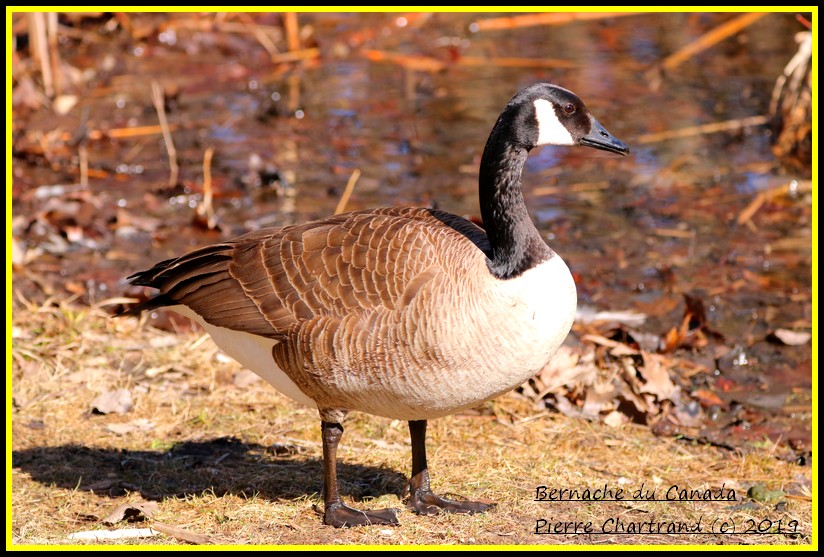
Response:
[196, 147, 218, 230]
[151, 522, 213, 545]
[151, 80, 179, 187]
[283, 12, 301, 52]
[636, 115, 768, 144]
[737, 179, 812, 226]
[334, 169, 362, 215]
[660, 12, 769, 71]
[234, 12, 281, 59]
[471, 12, 638, 32]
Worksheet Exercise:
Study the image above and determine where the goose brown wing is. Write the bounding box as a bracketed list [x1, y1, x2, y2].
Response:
[125, 207, 489, 340]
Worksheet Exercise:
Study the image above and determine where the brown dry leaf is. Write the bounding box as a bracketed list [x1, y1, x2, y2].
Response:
[12, 236, 42, 267]
[520, 380, 538, 400]
[550, 392, 581, 418]
[672, 397, 705, 428]
[660, 293, 724, 353]
[618, 360, 652, 415]
[115, 207, 163, 233]
[638, 352, 678, 400]
[581, 381, 618, 418]
[53, 94, 79, 115]
[691, 388, 727, 409]
[102, 501, 160, 525]
[661, 310, 708, 352]
[91, 388, 133, 414]
[603, 410, 627, 428]
[661, 323, 685, 353]
[618, 382, 651, 416]
[534, 346, 590, 393]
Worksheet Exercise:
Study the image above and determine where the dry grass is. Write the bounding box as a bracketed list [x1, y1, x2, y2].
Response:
[10, 299, 813, 547]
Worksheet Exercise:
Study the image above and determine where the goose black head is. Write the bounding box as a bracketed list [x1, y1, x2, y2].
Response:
[502, 83, 630, 156]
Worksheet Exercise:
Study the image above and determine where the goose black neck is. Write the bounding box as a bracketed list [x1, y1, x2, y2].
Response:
[479, 130, 552, 279]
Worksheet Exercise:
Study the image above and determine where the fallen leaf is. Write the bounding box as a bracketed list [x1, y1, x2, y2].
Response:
[638, 353, 678, 400]
[115, 207, 162, 233]
[575, 306, 647, 326]
[53, 94, 79, 115]
[131, 418, 155, 430]
[535, 346, 590, 393]
[715, 377, 737, 393]
[691, 388, 727, 409]
[550, 393, 582, 418]
[660, 324, 684, 353]
[102, 501, 160, 525]
[83, 479, 115, 492]
[660, 293, 724, 353]
[672, 398, 705, 427]
[12, 237, 30, 267]
[91, 388, 133, 414]
[233, 369, 261, 388]
[603, 410, 627, 427]
[106, 419, 155, 435]
[769, 329, 811, 346]
[269, 443, 306, 456]
[617, 369, 652, 416]
[106, 423, 136, 435]
[25, 419, 46, 430]
[149, 336, 180, 349]
[581, 382, 618, 418]
[683, 293, 709, 331]
[747, 483, 785, 504]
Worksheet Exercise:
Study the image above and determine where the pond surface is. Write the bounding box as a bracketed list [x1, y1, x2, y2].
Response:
[11, 11, 813, 456]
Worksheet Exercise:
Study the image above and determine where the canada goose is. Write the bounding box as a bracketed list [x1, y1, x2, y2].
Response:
[121, 83, 629, 527]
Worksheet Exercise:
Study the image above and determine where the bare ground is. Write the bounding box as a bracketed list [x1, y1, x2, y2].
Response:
[9, 299, 813, 547]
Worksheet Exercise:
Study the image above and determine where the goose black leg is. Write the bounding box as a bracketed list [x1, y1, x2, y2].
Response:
[407, 420, 496, 515]
[321, 421, 399, 528]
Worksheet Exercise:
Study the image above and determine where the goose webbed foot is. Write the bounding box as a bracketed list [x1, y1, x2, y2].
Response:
[321, 420, 400, 528]
[324, 502, 400, 528]
[406, 419, 496, 517]
[407, 488, 496, 516]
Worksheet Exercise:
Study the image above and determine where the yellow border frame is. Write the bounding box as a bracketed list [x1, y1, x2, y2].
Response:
[6, 5, 818, 551]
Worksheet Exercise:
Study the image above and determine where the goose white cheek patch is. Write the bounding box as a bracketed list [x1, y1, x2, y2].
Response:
[534, 99, 575, 146]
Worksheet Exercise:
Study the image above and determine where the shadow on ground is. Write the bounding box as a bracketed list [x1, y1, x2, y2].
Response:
[12, 437, 408, 503]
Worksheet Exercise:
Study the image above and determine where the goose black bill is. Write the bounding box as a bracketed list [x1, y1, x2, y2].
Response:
[580, 116, 630, 156]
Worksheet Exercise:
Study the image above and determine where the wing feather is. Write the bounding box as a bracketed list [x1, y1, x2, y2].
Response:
[125, 208, 490, 341]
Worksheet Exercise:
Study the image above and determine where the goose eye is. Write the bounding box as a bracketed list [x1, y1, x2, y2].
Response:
[563, 103, 576, 115]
